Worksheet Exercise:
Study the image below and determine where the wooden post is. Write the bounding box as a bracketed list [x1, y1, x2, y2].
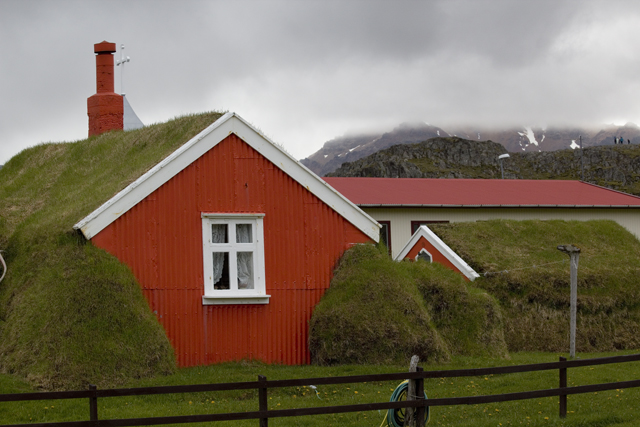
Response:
[258, 375, 268, 427]
[406, 355, 419, 427]
[415, 366, 425, 427]
[557, 245, 581, 358]
[88, 384, 98, 424]
[559, 357, 567, 418]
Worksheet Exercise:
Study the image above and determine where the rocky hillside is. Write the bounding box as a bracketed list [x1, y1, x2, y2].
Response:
[302, 122, 640, 177]
[301, 122, 447, 177]
[327, 136, 640, 196]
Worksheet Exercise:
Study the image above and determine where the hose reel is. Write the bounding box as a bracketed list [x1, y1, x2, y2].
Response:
[384, 380, 429, 427]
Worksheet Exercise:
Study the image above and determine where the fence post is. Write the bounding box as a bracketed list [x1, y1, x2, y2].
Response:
[258, 375, 268, 427]
[406, 355, 419, 427]
[559, 357, 567, 418]
[415, 366, 425, 427]
[89, 384, 98, 424]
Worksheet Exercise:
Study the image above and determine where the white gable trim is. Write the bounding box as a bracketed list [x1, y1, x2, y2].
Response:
[74, 112, 380, 242]
[394, 225, 479, 281]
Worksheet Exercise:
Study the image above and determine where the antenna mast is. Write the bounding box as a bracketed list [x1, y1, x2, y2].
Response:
[116, 44, 130, 95]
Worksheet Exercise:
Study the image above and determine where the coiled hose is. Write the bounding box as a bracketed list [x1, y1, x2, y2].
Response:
[0, 251, 5, 284]
[380, 380, 429, 427]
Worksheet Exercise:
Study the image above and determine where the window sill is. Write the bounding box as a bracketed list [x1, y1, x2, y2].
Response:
[202, 294, 271, 305]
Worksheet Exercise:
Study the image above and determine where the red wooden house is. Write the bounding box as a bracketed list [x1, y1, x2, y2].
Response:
[74, 113, 379, 367]
[395, 225, 479, 281]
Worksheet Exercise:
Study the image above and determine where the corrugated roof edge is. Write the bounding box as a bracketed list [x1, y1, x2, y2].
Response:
[74, 112, 380, 242]
[355, 204, 640, 208]
[579, 180, 640, 200]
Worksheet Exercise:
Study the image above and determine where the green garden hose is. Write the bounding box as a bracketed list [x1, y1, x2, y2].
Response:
[384, 380, 429, 427]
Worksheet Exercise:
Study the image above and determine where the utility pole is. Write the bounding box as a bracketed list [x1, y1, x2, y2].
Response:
[557, 244, 580, 358]
[579, 135, 584, 181]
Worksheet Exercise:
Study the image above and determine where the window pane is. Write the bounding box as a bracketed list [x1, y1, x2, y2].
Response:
[417, 251, 432, 263]
[211, 224, 228, 243]
[236, 224, 252, 243]
[212, 252, 230, 289]
[237, 252, 254, 289]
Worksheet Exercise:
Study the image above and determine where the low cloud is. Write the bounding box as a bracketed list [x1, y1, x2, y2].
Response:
[1, 0, 640, 162]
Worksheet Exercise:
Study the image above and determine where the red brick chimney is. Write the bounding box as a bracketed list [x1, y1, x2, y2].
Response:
[87, 41, 123, 137]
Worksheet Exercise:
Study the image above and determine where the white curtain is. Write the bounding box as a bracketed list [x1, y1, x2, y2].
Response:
[236, 224, 254, 289]
[237, 253, 254, 289]
[211, 224, 227, 287]
[236, 224, 252, 243]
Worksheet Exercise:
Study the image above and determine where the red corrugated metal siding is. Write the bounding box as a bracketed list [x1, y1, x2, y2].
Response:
[92, 134, 371, 366]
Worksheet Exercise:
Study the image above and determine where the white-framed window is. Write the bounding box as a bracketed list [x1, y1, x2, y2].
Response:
[201, 213, 269, 305]
[416, 248, 432, 263]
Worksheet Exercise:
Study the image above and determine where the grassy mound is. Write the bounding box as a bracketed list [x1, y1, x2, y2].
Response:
[308, 244, 507, 365]
[413, 261, 508, 357]
[0, 112, 224, 390]
[430, 219, 640, 352]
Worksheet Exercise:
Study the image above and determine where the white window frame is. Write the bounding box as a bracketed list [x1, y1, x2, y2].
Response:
[201, 213, 269, 305]
[415, 248, 433, 263]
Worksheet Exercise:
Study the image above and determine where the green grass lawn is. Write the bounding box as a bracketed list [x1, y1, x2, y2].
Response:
[2, 351, 640, 426]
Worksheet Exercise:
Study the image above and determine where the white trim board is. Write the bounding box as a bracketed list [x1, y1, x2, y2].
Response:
[74, 112, 380, 242]
[394, 225, 480, 281]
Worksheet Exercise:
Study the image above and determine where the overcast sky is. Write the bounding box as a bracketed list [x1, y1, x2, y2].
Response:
[1, 0, 639, 164]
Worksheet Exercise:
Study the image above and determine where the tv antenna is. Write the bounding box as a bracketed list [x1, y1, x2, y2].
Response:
[116, 44, 130, 95]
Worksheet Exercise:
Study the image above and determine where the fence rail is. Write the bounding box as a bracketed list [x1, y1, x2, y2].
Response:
[2, 353, 640, 427]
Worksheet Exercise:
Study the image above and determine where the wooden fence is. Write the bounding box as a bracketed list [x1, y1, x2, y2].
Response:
[1, 353, 640, 427]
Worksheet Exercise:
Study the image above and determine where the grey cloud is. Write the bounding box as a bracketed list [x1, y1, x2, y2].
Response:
[2, 0, 640, 163]
[431, 1, 579, 67]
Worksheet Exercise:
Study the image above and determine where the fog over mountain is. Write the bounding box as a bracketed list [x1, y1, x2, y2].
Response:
[301, 122, 640, 176]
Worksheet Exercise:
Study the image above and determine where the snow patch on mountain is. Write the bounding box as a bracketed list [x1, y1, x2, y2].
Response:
[518, 126, 539, 147]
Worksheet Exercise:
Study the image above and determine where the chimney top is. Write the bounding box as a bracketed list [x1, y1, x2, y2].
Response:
[94, 41, 116, 54]
[88, 40, 123, 136]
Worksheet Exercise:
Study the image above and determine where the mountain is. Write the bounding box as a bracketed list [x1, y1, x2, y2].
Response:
[301, 122, 640, 176]
[301, 122, 448, 177]
[327, 136, 640, 196]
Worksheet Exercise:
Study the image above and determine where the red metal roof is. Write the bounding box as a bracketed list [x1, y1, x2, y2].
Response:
[323, 178, 640, 207]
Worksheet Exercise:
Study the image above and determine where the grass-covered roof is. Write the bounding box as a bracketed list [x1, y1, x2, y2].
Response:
[0, 111, 224, 390]
[310, 219, 640, 365]
[430, 220, 640, 352]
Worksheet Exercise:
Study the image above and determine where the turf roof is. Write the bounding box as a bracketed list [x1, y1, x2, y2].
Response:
[0, 111, 225, 239]
[0, 111, 224, 389]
